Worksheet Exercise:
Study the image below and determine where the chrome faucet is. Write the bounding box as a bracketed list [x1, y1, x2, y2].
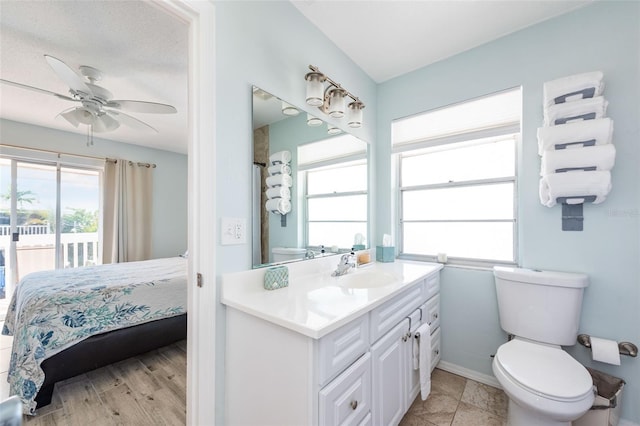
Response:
[332, 253, 356, 277]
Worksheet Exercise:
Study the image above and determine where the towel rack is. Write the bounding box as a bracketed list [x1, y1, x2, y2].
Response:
[577, 334, 638, 357]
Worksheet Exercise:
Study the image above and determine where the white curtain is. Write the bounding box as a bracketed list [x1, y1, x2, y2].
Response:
[102, 160, 153, 263]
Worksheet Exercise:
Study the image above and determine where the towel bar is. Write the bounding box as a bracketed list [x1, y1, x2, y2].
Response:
[577, 334, 638, 357]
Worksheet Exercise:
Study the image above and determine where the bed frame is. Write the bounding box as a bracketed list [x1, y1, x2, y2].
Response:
[34, 313, 187, 409]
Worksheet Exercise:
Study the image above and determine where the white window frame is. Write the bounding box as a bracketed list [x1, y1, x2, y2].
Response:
[392, 89, 521, 267]
[301, 159, 368, 251]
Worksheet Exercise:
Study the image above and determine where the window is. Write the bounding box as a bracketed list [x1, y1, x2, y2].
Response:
[392, 88, 521, 265]
[299, 135, 368, 250]
[0, 147, 103, 302]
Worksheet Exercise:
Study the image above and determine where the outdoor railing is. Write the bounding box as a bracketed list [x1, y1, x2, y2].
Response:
[0, 224, 50, 236]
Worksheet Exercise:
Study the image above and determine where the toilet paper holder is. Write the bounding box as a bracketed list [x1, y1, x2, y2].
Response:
[578, 334, 638, 358]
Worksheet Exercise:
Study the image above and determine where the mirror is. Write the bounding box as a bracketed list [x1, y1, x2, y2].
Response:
[252, 86, 368, 268]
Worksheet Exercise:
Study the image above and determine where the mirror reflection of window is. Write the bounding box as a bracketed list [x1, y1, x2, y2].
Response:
[299, 135, 368, 250]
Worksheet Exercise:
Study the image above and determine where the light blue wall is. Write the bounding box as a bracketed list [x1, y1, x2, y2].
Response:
[0, 119, 188, 259]
[376, 2, 639, 422]
[215, 1, 377, 422]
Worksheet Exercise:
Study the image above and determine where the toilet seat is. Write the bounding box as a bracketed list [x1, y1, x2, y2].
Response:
[494, 339, 593, 402]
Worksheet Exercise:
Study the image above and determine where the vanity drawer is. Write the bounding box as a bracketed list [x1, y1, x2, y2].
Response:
[424, 273, 440, 301]
[370, 282, 424, 343]
[319, 315, 370, 386]
[319, 352, 371, 426]
[430, 326, 441, 371]
[421, 294, 440, 331]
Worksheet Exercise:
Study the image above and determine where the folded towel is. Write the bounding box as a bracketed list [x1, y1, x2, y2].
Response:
[415, 322, 432, 401]
[265, 198, 291, 215]
[268, 164, 292, 176]
[541, 145, 616, 176]
[265, 174, 292, 188]
[265, 186, 291, 200]
[544, 96, 608, 126]
[543, 71, 604, 107]
[539, 171, 612, 207]
[537, 118, 613, 155]
[269, 150, 291, 165]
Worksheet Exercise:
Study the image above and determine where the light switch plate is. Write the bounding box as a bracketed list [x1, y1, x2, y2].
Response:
[221, 217, 247, 245]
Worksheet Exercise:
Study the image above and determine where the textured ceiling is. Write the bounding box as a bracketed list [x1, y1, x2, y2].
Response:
[0, 1, 188, 154]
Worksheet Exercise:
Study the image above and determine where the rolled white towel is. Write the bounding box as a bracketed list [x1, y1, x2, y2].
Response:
[539, 171, 612, 207]
[265, 198, 291, 215]
[268, 163, 292, 176]
[265, 174, 292, 188]
[265, 186, 291, 200]
[544, 96, 608, 126]
[543, 71, 604, 107]
[269, 150, 291, 165]
[541, 145, 616, 176]
[537, 118, 613, 155]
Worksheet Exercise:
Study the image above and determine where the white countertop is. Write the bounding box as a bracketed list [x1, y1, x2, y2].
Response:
[221, 259, 443, 339]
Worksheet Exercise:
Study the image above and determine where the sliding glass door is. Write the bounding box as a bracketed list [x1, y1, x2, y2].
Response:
[0, 157, 101, 305]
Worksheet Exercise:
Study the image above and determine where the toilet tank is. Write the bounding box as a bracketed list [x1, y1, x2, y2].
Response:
[493, 266, 588, 346]
[272, 247, 307, 262]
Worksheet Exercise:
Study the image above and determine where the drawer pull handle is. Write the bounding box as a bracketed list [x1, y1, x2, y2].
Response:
[350, 400, 358, 410]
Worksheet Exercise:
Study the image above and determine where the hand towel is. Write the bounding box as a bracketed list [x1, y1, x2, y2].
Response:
[544, 96, 608, 126]
[265, 198, 291, 215]
[268, 164, 292, 176]
[539, 171, 612, 207]
[269, 150, 291, 165]
[415, 322, 432, 401]
[537, 118, 613, 155]
[265, 186, 291, 200]
[540, 144, 616, 175]
[265, 174, 292, 188]
[543, 71, 604, 107]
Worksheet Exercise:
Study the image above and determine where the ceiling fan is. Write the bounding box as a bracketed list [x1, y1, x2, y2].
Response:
[1, 54, 177, 137]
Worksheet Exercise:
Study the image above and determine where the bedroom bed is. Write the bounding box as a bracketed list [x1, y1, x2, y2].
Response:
[2, 256, 188, 415]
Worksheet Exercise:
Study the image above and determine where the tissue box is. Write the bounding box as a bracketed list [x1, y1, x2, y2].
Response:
[376, 246, 395, 262]
[352, 244, 366, 251]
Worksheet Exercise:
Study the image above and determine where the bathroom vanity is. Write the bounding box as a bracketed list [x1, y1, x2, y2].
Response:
[222, 259, 442, 426]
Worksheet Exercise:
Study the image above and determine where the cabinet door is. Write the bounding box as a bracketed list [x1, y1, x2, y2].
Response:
[371, 318, 409, 426]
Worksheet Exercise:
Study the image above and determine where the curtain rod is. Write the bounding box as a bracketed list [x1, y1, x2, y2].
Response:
[1, 143, 105, 161]
[106, 158, 157, 168]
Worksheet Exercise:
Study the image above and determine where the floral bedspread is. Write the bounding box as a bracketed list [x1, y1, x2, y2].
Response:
[2, 257, 187, 414]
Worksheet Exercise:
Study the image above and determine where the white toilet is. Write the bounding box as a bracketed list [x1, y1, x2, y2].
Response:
[492, 266, 595, 426]
[272, 247, 307, 263]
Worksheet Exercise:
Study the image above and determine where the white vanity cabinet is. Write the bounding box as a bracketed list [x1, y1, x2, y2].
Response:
[223, 262, 441, 426]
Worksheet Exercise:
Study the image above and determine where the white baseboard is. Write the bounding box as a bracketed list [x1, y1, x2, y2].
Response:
[436, 360, 501, 389]
[436, 361, 639, 426]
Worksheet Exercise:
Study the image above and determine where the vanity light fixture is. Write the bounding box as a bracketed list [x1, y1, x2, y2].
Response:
[327, 123, 342, 135]
[307, 113, 323, 127]
[304, 65, 365, 130]
[282, 101, 299, 116]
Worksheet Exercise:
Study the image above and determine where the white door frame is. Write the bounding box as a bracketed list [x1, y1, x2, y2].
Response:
[153, 1, 216, 424]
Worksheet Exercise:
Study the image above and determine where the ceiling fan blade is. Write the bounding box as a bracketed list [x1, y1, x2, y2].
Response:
[107, 110, 158, 133]
[44, 55, 93, 95]
[106, 99, 177, 114]
[93, 113, 120, 133]
[1, 79, 77, 102]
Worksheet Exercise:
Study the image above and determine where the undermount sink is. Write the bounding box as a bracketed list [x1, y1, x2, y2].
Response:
[336, 270, 398, 289]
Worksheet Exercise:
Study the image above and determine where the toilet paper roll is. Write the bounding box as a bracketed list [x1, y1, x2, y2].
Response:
[590, 336, 621, 365]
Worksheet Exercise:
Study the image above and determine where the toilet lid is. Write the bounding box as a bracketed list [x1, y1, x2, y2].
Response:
[496, 339, 593, 400]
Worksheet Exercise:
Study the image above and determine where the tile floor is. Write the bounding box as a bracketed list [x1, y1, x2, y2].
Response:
[1, 318, 509, 425]
[400, 368, 508, 426]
